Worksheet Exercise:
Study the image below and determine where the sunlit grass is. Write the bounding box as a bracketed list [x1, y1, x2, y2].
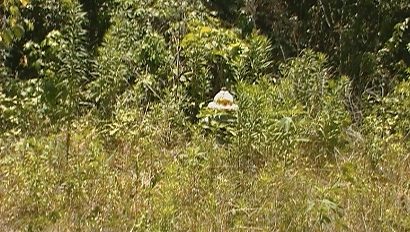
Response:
[0, 112, 409, 231]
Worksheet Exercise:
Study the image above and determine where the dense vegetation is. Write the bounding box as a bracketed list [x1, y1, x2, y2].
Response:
[1, 0, 410, 231]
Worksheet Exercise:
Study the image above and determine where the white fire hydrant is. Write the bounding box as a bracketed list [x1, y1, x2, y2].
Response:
[207, 88, 239, 111]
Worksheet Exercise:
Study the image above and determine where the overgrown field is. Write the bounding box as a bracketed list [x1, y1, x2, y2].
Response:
[1, 0, 410, 231]
[1, 88, 410, 231]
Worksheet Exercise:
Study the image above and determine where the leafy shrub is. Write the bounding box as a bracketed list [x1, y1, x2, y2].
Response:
[298, 76, 351, 162]
[233, 50, 351, 166]
[181, 23, 273, 118]
[180, 20, 244, 114]
[280, 49, 328, 116]
[88, 0, 206, 117]
[90, 25, 170, 116]
[363, 76, 410, 168]
[90, 1, 274, 119]
[0, 0, 32, 48]
[234, 78, 302, 168]
[227, 32, 274, 84]
[1, 1, 410, 231]
[197, 105, 238, 144]
[280, 50, 351, 161]
[39, 3, 90, 123]
[1, 0, 89, 79]
[1, 0, 90, 133]
[0, 79, 42, 134]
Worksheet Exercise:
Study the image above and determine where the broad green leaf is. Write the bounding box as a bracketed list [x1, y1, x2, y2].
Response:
[1, 29, 13, 46]
[12, 25, 25, 39]
[9, 6, 20, 17]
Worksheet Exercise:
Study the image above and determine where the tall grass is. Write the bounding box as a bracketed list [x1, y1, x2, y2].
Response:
[1, 95, 409, 231]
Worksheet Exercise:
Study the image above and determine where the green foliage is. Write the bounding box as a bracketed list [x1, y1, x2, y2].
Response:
[234, 50, 351, 165]
[1, 0, 90, 133]
[279, 50, 350, 160]
[88, 0, 207, 117]
[232, 32, 273, 82]
[300, 76, 351, 161]
[90, 25, 170, 115]
[181, 22, 241, 104]
[209, 0, 410, 114]
[0, 0, 32, 47]
[280, 50, 329, 115]
[1, 0, 410, 231]
[79, 0, 115, 50]
[181, 23, 273, 116]
[0, 126, 125, 231]
[40, 3, 89, 122]
[88, 1, 274, 118]
[197, 106, 238, 144]
[3, 121, 409, 231]
[363, 77, 410, 168]
[0, 79, 42, 134]
[234, 78, 301, 166]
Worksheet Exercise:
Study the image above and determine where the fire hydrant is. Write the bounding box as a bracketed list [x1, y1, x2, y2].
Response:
[198, 88, 239, 144]
[207, 87, 239, 111]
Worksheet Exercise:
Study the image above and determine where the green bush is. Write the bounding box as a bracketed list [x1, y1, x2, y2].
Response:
[180, 20, 244, 115]
[363, 76, 410, 168]
[0, 79, 43, 134]
[232, 85, 288, 162]
[88, 0, 207, 117]
[280, 49, 328, 116]
[181, 23, 273, 117]
[233, 50, 351, 167]
[0, 0, 90, 133]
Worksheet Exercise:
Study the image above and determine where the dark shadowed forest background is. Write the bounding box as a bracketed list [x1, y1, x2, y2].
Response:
[1, 0, 410, 231]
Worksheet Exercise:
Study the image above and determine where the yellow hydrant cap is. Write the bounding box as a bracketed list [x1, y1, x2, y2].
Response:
[208, 88, 238, 111]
